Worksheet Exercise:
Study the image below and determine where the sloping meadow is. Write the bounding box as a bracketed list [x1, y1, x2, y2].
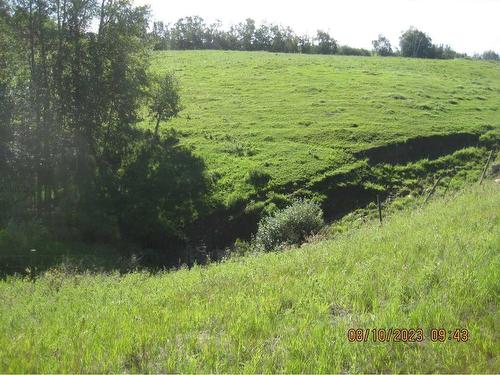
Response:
[150, 51, 500, 203]
[0, 183, 498, 372]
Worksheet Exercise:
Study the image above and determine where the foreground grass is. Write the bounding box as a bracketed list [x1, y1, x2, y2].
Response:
[151, 51, 500, 201]
[0, 183, 499, 373]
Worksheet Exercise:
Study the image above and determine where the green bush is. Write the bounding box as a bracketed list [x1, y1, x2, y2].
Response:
[255, 199, 324, 251]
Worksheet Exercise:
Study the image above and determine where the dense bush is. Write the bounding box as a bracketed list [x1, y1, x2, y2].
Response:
[255, 199, 324, 251]
[337, 45, 371, 56]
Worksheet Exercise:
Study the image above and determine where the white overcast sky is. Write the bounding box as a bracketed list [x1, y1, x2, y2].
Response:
[134, 0, 500, 55]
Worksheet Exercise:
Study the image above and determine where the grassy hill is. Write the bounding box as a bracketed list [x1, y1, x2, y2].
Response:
[1, 182, 498, 373]
[150, 51, 500, 202]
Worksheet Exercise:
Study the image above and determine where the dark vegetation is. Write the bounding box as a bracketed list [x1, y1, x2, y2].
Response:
[0, 0, 499, 276]
[0, 0, 212, 271]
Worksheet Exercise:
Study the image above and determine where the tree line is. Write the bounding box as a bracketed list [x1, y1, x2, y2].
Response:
[150, 16, 499, 61]
[150, 17, 354, 55]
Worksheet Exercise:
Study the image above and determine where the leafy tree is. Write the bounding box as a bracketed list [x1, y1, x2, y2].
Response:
[315, 30, 337, 54]
[1, 0, 216, 264]
[272, 25, 299, 53]
[399, 27, 433, 58]
[428, 44, 459, 59]
[149, 72, 182, 138]
[0, 3, 16, 227]
[170, 16, 207, 49]
[234, 18, 256, 50]
[482, 50, 499, 61]
[254, 23, 272, 51]
[372, 34, 393, 56]
[2, 1, 140, 227]
[206, 20, 230, 50]
[298, 34, 313, 54]
[151, 21, 171, 50]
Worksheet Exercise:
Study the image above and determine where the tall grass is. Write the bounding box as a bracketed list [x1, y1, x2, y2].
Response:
[0, 183, 498, 373]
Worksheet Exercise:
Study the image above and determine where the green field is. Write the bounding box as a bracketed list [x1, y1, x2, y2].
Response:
[150, 51, 500, 202]
[1, 183, 498, 373]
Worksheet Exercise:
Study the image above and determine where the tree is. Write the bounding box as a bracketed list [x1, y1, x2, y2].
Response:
[3, 0, 149, 229]
[271, 25, 298, 53]
[206, 20, 230, 50]
[149, 72, 182, 138]
[151, 21, 171, 50]
[2, 0, 216, 264]
[170, 16, 207, 49]
[482, 50, 499, 61]
[372, 34, 393, 56]
[399, 27, 433, 58]
[0, 2, 16, 227]
[315, 30, 337, 54]
[298, 34, 313, 54]
[0, 0, 8, 17]
[234, 18, 256, 50]
[254, 23, 272, 51]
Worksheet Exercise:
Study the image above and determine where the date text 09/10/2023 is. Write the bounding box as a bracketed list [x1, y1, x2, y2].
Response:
[347, 328, 469, 343]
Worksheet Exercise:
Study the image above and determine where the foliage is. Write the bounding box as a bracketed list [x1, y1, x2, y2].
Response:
[148, 72, 182, 137]
[481, 50, 499, 61]
[337, 45, 371, 56]
[118, 134, 212, 250]
[2, 0, 151, 230]
[255, 199, 324, 251]
[148, 17, 474, 60]
[372, 34, 393, 56]
[0, 1, 213, 264]
[149, 16, 341, 55]
[0, 222, 126, 277]
[314, 30, 338, 54]
[0, 184, 498, 372]
[399, 27, 434, 58]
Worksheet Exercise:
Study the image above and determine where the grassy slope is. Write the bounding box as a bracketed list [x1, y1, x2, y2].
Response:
[1, 183, 498, 373]
[150, 51, 500, 201]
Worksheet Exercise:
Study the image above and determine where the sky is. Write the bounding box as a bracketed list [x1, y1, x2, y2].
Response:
[133, 0, 500, 55]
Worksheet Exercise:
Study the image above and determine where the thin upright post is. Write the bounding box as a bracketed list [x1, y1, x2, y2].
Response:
[479, 150, 494, 185]
[424, 175, 443, 204]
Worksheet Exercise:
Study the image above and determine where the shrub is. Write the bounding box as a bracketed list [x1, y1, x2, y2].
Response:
[337, 45, 371, 56]
[255, 199, 324, 251]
